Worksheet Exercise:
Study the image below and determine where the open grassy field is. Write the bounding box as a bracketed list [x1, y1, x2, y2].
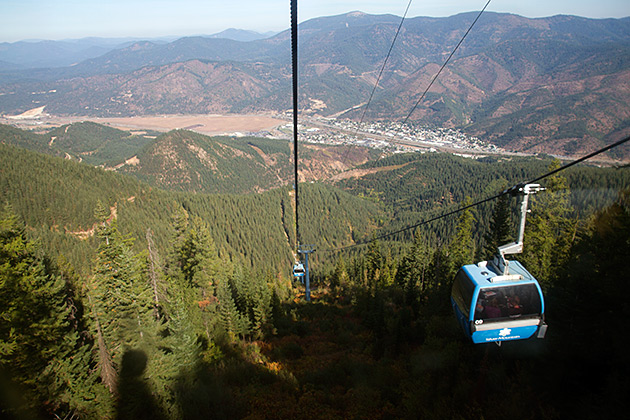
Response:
[93, 114, 285, 135]
[2, 113, 286, 136]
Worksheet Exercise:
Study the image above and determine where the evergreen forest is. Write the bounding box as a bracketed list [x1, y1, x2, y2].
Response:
[1, 125, 630, 419]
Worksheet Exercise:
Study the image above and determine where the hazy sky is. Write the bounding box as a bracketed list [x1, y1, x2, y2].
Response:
[1, 0, 628, 43]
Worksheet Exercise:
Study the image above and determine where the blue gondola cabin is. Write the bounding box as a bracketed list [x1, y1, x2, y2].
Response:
[293, 262, 305, 278]
[451, 259, 547, 344]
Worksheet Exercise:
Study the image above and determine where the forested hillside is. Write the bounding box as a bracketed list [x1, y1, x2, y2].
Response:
[46, 121, 158, 166]
[3, 3, 630, 415]
[332, 152, 630, 252]
[117, 129, 375, 194]
[2, 127, 628, 272]
[2, 122, 379, 194]
[0, 122, 157, 166]
[0, 142, 383, 275]
[1, 135, 628, 417]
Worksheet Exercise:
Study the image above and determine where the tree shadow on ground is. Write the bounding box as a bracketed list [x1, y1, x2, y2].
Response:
[116, 349, 167, 420]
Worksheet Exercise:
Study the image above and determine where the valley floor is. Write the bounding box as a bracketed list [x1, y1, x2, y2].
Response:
[0, 113, 285, 137]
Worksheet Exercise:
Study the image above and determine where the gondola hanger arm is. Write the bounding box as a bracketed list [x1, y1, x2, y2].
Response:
[492, 183, 545, 275]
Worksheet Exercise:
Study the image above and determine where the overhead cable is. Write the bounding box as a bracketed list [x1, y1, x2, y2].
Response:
[291, 0, 300, 247]
[401, 0, 492, 126]
[356, 0, 414, 132]
[324, 134, 630, 253]
[339, 1, 414, 168]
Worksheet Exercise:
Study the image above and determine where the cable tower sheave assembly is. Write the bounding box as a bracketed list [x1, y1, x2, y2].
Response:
[291, 0, 316, 301]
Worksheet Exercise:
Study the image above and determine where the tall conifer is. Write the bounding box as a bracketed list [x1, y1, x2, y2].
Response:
[0, 205, 99, 417]
[522, 159, 575, 288]
[89, 204, 157, 394]
[449, 197, 476, 270]
[483, 194, 513, 259]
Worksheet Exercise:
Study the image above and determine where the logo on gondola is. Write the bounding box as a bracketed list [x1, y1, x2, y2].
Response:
[499, 328, 512, 337]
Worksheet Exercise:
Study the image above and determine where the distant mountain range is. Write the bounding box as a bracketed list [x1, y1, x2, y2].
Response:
[208, 29, 279, 42]
[0, 29, 277, 69]
[1, 12, 629, 159]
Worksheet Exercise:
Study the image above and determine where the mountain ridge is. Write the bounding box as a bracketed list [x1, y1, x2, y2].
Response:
[1, 12, 629, 158]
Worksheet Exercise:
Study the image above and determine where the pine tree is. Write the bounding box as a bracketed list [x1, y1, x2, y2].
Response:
[395, 234, 430, 313]
[550, 188, 630, 408]
[0, 205, 102, 417]
[230, 263, 251, 316]
[165, 214, 224, 347]
[89, 206, 157, 395]
[179, 218, 220, 293]
[50, 257, 112, 418]
[330, 256, 350, 299]
[216, 277, 251, 339]
[483, 194, 513, 259]
[366, 237, 383, 289]
[250, 270, 274, 338]
[449, 197, 476, 269]
[522, 160, 576, 289]
[424, 246, 453, 315]
[146, 228, 163, 320]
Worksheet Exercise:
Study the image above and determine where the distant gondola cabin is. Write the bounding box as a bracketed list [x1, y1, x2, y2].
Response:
[451, 260, 546, 344]
[293, 262, 305, 277]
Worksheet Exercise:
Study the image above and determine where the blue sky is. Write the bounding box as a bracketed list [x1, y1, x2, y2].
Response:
[1, 0, 628, 42]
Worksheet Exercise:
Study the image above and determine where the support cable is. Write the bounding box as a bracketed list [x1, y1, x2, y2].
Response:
[323, 134, 630, 253]
[355, 0, 413, 134]
[401, 0, 492, 127]
[291, 0, 300, 247]
[291, 2, 316, 303]
[339, 0, 489, 167]
[337, 1, 413, 169]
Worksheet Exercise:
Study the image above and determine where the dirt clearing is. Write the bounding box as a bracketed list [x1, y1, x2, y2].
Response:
[2, 113, 285, 136]
[93, 114, 284, 135]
